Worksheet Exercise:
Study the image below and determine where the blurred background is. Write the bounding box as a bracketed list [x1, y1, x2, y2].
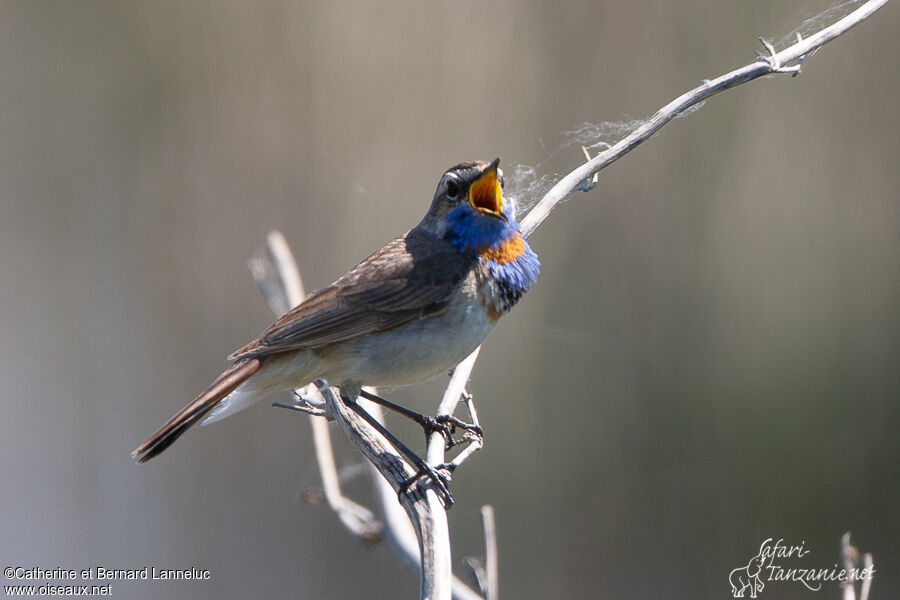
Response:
[1, 1, 897, 598]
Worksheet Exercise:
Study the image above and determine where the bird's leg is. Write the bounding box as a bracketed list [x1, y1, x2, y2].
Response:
[358, 389, 483, 450]
[340, 391, 454, 508]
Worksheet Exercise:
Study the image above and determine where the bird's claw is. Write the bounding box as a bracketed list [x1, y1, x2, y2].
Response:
[422, 415, 484, 450]
[399, 463, 455, 509]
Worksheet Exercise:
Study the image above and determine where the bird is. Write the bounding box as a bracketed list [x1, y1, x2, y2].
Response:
[132, 158, 540, 472]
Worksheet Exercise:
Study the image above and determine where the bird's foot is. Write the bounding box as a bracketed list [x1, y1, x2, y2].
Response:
[357, 389, 481, 450]
[339, 391, 455, 508]
[399, 462, 455, 509]
[424, 415, 483, 450]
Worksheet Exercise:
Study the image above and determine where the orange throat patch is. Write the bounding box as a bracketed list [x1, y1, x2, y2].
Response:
[479, 234, 526, 264]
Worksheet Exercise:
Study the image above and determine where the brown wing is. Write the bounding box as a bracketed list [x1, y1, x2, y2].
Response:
[229, 228, 474, 359]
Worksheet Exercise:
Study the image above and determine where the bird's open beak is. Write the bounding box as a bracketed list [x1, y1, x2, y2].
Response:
[468, 157, 506, 220]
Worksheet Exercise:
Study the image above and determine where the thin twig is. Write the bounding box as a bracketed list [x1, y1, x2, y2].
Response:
[480, 506, 498, 600]
[860, 552, 874, 600]
[519, 0, 891, 239]
[249, 1, 891, 596]
[842, 532, 858, 600]
[251, 232, 481, 600]
[841, 532, 876, 600]
[252, 233, 381, 542]
[427, 350, 483, 466]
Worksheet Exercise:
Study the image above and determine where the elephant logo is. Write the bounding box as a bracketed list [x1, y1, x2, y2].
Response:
[729, 542, 768, 598]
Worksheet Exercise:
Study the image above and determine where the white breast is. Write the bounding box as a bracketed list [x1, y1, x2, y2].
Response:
[318, 278, 494, 387]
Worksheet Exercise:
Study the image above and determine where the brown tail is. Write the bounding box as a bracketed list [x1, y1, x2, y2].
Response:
[132, 358, 261, 463]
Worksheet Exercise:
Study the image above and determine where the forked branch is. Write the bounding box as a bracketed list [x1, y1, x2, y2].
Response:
[251, 1, 891, 598]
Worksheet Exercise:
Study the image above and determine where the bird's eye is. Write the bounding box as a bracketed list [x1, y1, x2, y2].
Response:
[446, 180, 459, 198]
[499, 174, 505, 189]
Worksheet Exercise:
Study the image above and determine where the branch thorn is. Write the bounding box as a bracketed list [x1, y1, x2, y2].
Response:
[577, 146, 599, 192]
[758, 36, 802, 75]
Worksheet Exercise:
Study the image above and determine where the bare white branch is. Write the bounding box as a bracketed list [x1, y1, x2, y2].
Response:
[860, 552, 874, 600]
[480, 506, 498, 600]
[842, 532, 858, 600]
[841, 532, 876, 600]
[519, 0, 891, 240]
[250, 232, 482, 600]
[246, 1, 891, 596]
[252, 233, 382, 543]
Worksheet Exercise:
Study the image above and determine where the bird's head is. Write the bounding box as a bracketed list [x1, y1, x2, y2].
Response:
[421, 158, 519, 252]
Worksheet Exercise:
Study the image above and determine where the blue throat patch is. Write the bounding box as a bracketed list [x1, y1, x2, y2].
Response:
[488, 242, 540, 296]
[445, 205, 540, 300]
[446, 205, 517, 252]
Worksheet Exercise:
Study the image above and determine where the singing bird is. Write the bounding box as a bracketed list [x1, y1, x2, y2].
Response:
[132, 158, 539, 464]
